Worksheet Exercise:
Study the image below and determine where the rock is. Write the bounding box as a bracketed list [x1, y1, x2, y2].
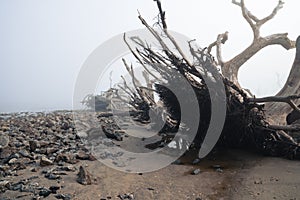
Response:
[29, 140, 38, 152]
[30, 167, 38, 172]
[0, 180, 10, 187]
[55, 193, 72, 200]
[46, 148, 58, 155]
[211, 164, 223, 172]
[0, 147, 12, 159]
[39, 188, 51, 197]
[76, 131, 88, 138]
[39, 141, 49, 147]
[8, 158, 18, 164]
[55, 153, 77, 164]
[216, 168, 223, 173]
[172, 159, 183, 165]
[19, 149, 30, 157]
[77, 166, 92, 185]
[45, 173, 61, 180]
[8, 182, 24, 191]
[75, 151, 96, 161]
[61, 122, 70, 130]
[102, 125, 123, 141]
[40, 156, 53, 166]
[0, 133, 9, 149]
[212, 164, 221, 169]
[192, 168, 201, 175]
[75, 151, 90, 160]
[56, 165, 76, 172]
[49, 186, 60, 193]
[118, 193, 134, 200]
[192, 158, 200, 165]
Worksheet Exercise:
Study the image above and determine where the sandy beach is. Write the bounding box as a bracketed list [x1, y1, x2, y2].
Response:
[0, 111, 300, 200]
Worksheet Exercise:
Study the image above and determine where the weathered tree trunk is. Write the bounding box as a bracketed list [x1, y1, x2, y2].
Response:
[207, 0, 299, 125]
[266, 37, 300, 117]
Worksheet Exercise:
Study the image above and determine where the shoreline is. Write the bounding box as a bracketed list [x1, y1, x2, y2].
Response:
[0, 111, 299, 199]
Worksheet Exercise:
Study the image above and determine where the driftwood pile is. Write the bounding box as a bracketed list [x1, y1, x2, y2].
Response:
[94, 0, 300, 159]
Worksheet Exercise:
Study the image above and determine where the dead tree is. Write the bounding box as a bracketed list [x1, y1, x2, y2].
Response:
[102, 0, 300, 159]
[208, 0, 299, 123]
[209, 0, 295, 86]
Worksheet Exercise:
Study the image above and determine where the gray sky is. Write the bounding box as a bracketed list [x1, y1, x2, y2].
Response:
[0, 0, 299, 113]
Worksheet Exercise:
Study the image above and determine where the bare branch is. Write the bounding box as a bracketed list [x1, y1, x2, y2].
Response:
[154, 0, 167, 29]
[232, 0, 259, 23]
[207, 31, 228, 66]
[267, 124, 300, 132]
[138, 14, 171, 53]
[207, 31, 228, 55]
[249, 95, 300, 113]
[258, 0, 285, 26]
[232, 0, 285, 39]
[123, 34, 160, 81]
[154, 0, 193, 67]
[120, 75, 136, 96]
[216, 32, 228, 66]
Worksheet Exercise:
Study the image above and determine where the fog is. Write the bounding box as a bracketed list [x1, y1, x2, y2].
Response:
[0, 0, 299, 113]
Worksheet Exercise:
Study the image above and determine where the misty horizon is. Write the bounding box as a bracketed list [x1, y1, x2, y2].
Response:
[1, 0, 299, 113]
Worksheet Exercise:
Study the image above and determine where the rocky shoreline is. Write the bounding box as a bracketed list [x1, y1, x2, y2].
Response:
[1, 111, 300, 200]
[0, 111, 101, 199]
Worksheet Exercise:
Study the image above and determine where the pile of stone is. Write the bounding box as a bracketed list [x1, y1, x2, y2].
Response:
[0, 111, 98, 199]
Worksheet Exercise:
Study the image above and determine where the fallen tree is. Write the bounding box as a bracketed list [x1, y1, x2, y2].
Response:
[101, 0, 300, 159]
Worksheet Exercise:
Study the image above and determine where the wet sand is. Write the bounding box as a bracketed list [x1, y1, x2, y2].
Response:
[2, 149, 300, 200]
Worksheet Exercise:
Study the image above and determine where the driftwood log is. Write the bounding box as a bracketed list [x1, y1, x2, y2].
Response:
[95, 0, 300, 160]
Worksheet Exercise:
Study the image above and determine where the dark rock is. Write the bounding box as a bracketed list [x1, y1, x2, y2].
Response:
[56, 165, 76, 172]
[55, 193, 72, 200]
[14, 142, 24, 148]
[19, 149, 30, 158]
[29, 140, 38, 152]
[192, 158, 200, 165]
[55, 153, 78, 164]
[102, 125, 123, 141]
[39, 188, 51, 197]
[61, 122, 70, 130]
[212, 164, 221, 169]
[49, 186, 60, 193]
[30, 167, 38, 172]
[45, 173, 61, 180]
[172, 159, 182, 165]
[8, 182, 24, 191]
[77, 166, 92, 185]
